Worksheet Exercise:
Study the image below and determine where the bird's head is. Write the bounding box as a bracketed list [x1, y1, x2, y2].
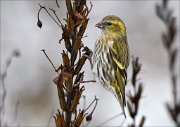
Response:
[95, 15, 126, 35]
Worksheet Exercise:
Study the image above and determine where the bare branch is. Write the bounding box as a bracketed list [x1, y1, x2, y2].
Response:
[49, 8, 64, 27]
[37, 4, 62, 28]
[56, 0, 60, 8]
[41, 49, 59, 74]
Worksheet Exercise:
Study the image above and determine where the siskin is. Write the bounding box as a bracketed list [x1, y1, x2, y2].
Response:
[93, 15, 130, 117]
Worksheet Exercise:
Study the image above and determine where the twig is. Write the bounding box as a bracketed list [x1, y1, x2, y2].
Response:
[85, 1, 93, 17]
[80, 80, 96, 84]
[84, 96, 98, 112]
[97, 113, 123, 126]
[37, 4, 62, 28]
[56, 0, 60, 8]
[49, 8, 64, 27]
[41, 49, 59, 74]
[85, 97, 98, 122]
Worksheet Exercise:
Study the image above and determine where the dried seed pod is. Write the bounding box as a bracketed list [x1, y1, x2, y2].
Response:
[70, 86, 85, 112]
[54, 110, 66, 127]
[62, 50, 70, 67]
[74, 56, 87, 75]
[73, 110, 86, 127]
[86, 113, 92, 122]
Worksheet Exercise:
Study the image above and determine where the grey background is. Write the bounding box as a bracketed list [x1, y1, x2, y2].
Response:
[1, 0, 179, 126]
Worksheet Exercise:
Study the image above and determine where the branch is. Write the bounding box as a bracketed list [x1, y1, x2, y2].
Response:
[127, 57, 145, 127]
[37, 4, 62, 28]
[37, 1, 96, 127]
[156, 0, 180, 126]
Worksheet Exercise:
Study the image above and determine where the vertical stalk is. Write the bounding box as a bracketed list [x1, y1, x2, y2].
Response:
[37, 1, 97, 127]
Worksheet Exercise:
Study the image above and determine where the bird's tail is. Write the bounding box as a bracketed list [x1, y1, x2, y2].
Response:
[115, 89, 126, 118]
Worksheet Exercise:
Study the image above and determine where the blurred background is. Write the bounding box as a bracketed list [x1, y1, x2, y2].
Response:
[1, 0, 179, 126]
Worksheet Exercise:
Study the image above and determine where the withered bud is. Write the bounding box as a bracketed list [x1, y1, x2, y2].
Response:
[86, 113, 92, 121]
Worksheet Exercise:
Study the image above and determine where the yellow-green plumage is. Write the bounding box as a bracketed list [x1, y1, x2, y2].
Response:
[93, 15, 129, 117]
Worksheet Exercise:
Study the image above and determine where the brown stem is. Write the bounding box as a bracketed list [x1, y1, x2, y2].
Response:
[38, 1, 95, 126]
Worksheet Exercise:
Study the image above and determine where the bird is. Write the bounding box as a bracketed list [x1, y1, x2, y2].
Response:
[92, 15, 130, 117]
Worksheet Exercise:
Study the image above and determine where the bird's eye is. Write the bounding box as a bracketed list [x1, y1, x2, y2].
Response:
[106, 22, 112, 26]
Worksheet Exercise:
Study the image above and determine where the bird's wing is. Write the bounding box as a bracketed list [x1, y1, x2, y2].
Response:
[110, 37, 129, 83]
[109, 37, 129, 113]
[111, 36, 129, 70]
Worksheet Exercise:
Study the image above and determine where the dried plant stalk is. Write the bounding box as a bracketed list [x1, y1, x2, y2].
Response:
[156, 0, 180, 126]
[37, 0, 97, 127]
[127, 57, 145, 127]
[0, 50, 20, 126]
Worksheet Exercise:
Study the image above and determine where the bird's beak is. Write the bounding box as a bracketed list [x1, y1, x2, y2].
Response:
[95, 22, 104, 29]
